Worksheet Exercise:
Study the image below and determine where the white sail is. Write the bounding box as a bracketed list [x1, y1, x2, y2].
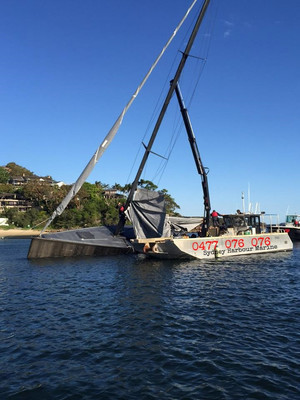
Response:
[40, 0, 199, 234]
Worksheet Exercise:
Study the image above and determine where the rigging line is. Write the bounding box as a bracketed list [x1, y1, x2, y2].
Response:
[149, 84, 185, 185]
[156, 3, 216, 175]
[153, 109, 186, 186]
[149, 111, 182, 184]
[143, 53, 180, 142]
[184, 58, 207, 109]
[181, 48, 207, 109]
[151, 60, 206, 184]
[186, 0, 219, 108]
[132, 1, 214, 188]
[125, 44, 183, 187]
[154, 3, 220, 187]
[40, 0, 199, 234]
[125, 55, 178, 187]
[170, 0, 217, 112]
[154, 155, 171, 187]
[126, 21, 188, 188]
[179, 51, 206, 61]
[153, 77, 186, 170]
[31, 218, 52, 230]
[129, 2, 207, 186]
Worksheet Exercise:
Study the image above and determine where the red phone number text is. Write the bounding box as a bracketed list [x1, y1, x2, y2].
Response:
[192, 237, 271, 251]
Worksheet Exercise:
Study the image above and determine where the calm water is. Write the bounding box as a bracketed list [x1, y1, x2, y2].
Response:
[0, 239, 299, 400]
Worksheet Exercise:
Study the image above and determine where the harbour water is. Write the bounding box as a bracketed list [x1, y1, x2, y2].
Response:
[1, 239, 299, 399]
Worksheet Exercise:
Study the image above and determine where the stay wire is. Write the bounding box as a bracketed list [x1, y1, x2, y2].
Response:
[125, 2, 204, 187]
[127, 0, 219, 189]
[155, 0, 219, 186]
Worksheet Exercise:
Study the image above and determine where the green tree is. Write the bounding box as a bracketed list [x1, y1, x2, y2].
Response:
[5, 162, 34, 177]
[0, 167, 10, 183]
[160, 188, 180, 215]
[20, 181, 69, 213]
[4, 208, 18, 225]
[4, 207, 48, 228]
[0, 183, 14, 193]
[112, 183, 123, 192]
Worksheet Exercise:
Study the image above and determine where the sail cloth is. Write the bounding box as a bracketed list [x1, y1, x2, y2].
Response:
[126, 189, 171, 239]
[168, 216, 203, 233]
[40, 0, 199, 235]
[126, 188, 203, 239]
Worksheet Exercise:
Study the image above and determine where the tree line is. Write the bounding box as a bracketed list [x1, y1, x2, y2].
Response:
[0, 164, 180, 230]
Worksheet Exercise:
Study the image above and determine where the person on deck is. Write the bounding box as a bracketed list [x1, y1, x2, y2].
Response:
[211, 210, 222, 227]
[117, 202, 126, 226]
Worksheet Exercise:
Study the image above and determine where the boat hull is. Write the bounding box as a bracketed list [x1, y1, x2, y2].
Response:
[270, 226, 300, 242]
[288, 228, 300, 241]
[28, 237, 133, 259]
[27, 226, 134, 259]
[132, 232, 293, 260]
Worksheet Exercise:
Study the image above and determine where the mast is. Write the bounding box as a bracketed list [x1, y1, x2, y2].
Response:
[174, 82, 211, 235]
[38, 1, 198, 235]
[116, 0, 210, 235]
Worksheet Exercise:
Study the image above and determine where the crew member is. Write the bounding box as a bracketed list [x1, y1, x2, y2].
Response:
[211, 210, 222, 227]
[117, 202, 126, 226]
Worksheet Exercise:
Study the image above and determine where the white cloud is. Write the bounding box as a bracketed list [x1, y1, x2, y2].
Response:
[224, 20, 234, 27]
[223, 20, 234, 39]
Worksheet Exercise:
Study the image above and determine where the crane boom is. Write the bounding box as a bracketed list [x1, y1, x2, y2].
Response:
[174, 82, 211, 235]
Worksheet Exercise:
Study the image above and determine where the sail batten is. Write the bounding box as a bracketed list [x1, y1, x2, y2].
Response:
[40, 0, 198, 234]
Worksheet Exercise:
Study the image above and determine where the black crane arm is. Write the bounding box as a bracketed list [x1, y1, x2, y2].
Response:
[174, 82, 211, 234]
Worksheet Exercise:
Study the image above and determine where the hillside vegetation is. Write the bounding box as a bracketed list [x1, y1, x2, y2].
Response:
[0, 163, 180, 230]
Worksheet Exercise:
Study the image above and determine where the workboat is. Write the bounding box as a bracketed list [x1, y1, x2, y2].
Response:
[270, 214, 300, 242]
[27, 0, 211, 259]
[125, 70, 292, 260]
[130, 202, 293, 260]
[124, 2, 292, 260]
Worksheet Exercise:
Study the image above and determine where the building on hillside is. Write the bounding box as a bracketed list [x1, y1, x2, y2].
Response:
[53, 181, 66, 188]
[0, 193, 32, 212]
[103, 188, 123, 199]
[9, 176, 28, 185]
[9, 174, 66, 187]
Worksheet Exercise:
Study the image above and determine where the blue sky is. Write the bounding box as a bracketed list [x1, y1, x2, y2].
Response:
[1, 0, 299, 221]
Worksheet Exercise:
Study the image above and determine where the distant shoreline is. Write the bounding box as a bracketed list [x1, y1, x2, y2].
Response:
[0, 229, 41, 238]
